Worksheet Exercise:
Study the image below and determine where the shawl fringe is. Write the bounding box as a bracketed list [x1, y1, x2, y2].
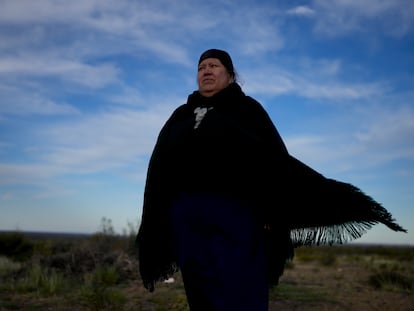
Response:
[291, 222, 377, 246]
[288, 176, 407, 247]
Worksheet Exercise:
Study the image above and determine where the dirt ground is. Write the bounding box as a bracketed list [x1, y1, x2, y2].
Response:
[1, 246, 413, 310]
[268, 257, 413, 311]
[128, 251, 413, 311]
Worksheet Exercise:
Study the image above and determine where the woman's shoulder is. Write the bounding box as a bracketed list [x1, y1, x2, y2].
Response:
[241, 94, 268, 115]
[170, 102, 194, 118]
[243, 94, 262, 107]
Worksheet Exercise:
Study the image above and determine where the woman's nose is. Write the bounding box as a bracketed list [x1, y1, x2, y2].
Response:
[203, 67, 212, 75]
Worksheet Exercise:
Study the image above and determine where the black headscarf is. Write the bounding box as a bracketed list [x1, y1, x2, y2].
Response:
[198, 48, 235, 78]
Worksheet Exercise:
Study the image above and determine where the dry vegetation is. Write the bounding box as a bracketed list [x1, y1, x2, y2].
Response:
[0, 220, 413, 310]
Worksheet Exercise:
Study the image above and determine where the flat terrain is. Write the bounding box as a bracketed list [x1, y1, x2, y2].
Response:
[0, 232, 412, 310]
[270, 252, 413, 310]
[134, 246, 414, 311]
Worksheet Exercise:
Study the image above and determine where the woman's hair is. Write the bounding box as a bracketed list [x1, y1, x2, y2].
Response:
[232, 68, 240, 84]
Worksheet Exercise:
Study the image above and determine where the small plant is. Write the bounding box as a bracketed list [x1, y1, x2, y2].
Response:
[33, 239, 54, 257]
[80, 264, 126, 311]
[0, 256, 21, 278]
[319, 252, 337, 266]
[295, 246, 337, 266]
[0, 232, 33, 261]
[170, 293, 189, 311]
[368, 271, 412, 292]
[271, 283, 328, 303]
[14, 263, 66, 296]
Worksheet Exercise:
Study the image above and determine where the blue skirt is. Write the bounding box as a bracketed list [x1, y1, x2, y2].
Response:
[170, 193, 269, 311]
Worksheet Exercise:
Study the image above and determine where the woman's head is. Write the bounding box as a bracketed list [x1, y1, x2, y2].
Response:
[197, 49, 236, 97]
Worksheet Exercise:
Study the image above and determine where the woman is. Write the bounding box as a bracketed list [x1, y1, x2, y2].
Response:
[136, 49, 406, 310]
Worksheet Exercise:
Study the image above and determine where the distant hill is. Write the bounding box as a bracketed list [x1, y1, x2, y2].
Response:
[0, 230, 92, 240]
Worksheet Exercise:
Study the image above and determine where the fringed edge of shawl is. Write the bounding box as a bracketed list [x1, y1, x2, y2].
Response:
[330, 179, 407, 233]
[290, 221, 376, 247]
[288, 176, 407, 248]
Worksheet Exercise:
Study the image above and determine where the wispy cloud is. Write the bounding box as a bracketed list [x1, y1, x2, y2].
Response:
[243, 64, 388, 100]
[0, 84, 80, 116]
[0, 55, 120, 88]
[311, 0, 414, 37]
[355, 105, 414, 158]
[0, 0, 412, 240]
[286, 6, 315, 17]
[0, 163, 60, 186]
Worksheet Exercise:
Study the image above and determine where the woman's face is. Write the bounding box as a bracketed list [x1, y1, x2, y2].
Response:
[197, 58, 233, 97]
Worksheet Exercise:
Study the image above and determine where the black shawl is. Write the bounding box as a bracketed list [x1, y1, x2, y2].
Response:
[136, 83, 406, 291]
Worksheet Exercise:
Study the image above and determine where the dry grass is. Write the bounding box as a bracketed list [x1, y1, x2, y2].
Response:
[0, 231, 413, 310]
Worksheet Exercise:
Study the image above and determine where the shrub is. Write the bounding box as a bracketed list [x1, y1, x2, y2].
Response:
[0, 256, 22, 278]
[295, 246, 337, 266]
[80, 265, 126, 310]
[33, 239, 54, 257]
[368, 271, 412, 292]
[319, 252, 337, 266]
[14, 263, 66, 296]
[0, 232, 33, 261]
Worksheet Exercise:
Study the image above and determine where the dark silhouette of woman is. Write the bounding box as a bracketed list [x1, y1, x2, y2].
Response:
[136, 49, 406, 311]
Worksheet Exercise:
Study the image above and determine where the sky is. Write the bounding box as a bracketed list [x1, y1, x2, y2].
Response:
[0, 0, 413, 245]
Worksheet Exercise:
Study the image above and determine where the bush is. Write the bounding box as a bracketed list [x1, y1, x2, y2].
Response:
[80, 265, 126, 310]
[14, 263, 67, 296]
[0, 256, 22, 278]
[0, 232, 33, 261]
[319, 252, 337, 266]
[368, 271, 412, 292]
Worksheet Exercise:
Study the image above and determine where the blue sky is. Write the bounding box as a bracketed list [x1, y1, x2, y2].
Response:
[0, 0, 413, 245]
